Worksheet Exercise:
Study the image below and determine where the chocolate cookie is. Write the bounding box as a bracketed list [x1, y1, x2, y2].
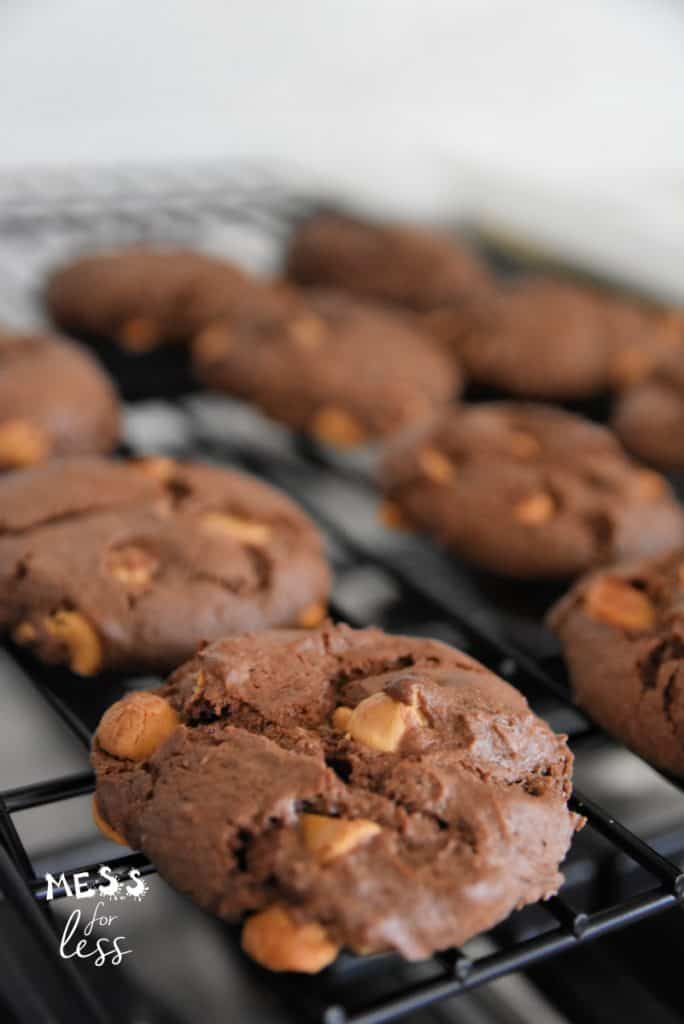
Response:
[381, 402, 684, 579]
[612, 347, 684, 468]
[0, 456, 330, 675]
[0, 331, 120, 470]
[602, 300, 684, 389]
[46, 247, 282, 351]
[193, 289, 460, 447]
[91, 623, 578, 970]
[285, 212, 491, 311]
[549, 551, 684, 776]
[424, 278, 684, 399]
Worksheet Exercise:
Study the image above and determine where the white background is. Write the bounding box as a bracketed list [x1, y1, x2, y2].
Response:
[3, 0, 684, 293]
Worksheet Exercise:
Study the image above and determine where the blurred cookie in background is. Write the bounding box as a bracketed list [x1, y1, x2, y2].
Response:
[0, 330, 120, 471]
[44, 246, 298, 400]
[380, 401, 684, 579]
[193, 289, 461, 448]
[45, 246, 277, 351]
[422, 277, 684, 400]
[0, 456, 331, 675]
[602, 300, 684, 390]
[285, 211, 491, 311]
[612, 346, 684, 468]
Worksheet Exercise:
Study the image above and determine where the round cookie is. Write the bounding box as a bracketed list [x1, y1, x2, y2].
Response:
[380, 402, 684, 579]
[91, 623, 579, 969]
[285, 212, 491, 311]
[192, 289, 460, 447]
[549, 551, 684, 776]
[423, 278, 684, 399]
[0, 331, 120, 470]
[0, 456, 330, 675]
[601, 300, 684, 389]
[46, 246, 282, 351]
[612, 347, 684, 468]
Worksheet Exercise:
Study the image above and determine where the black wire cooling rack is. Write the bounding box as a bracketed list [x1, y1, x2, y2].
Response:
[0, 168, 683, 1024]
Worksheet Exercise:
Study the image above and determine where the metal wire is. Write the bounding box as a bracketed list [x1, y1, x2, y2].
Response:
[0, 171, 683, 1024]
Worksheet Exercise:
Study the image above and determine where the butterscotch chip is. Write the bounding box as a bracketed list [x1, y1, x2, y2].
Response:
[136, 456, 177, 481]
[636, 469, 667, 500]
[296, 602, 327, 628]
[92, 797, 128, 846]
[201, 513, 271, 545]
[97, 692, 179, 760]
[288, 314, 326, 349]
[332, 705, 352, 731]
[310, 406, 366, 448]
[0, 419, 51, 468]
[514, 492, 556, 525]
[418, 448, 455, 484]
[191, 289, 459, 444]
[301, 813, 380, 863]
[0, 333, 120, 471]
[45, 610, 103, 676]
[343, 692, 426, 752]
[91, 624, 578, 966]
[105, 545, 159, 586]
[0, 456, 330, 674]
[382, 402, 684, 578]
[118, 317, 161, 352]
[583, 576, 655, 631]
[378, 499, 413, 531]
[12, 621, 38, 645]
[241, 904, 339, 973]
[549, 548, 684, 775]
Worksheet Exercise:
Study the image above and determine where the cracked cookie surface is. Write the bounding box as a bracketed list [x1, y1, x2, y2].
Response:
[46, 246, 287, 350]
[285, 212, 491, 311]
[550, 551, 684, 775]
[92, 623, 578, 969]
[380, 402, 684, 579]
[192, 289, 460, 446]
[0, 331, 120, 469]
[0, 456, 329, 674]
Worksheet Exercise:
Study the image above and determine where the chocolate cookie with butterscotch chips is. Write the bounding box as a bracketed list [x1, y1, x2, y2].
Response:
[612, 347, 684, 468]
[192, 289, 460, 447]
[423, 278, 684, 400]
[46, 246, 285, 352]
[0, 331, 120, 471]
[0, 456, 330, 675]
[285, 212, 491, 311]
[549, 551, 684, 776]
[380, 403, 684, 579]
[91, 623, 579, 970]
